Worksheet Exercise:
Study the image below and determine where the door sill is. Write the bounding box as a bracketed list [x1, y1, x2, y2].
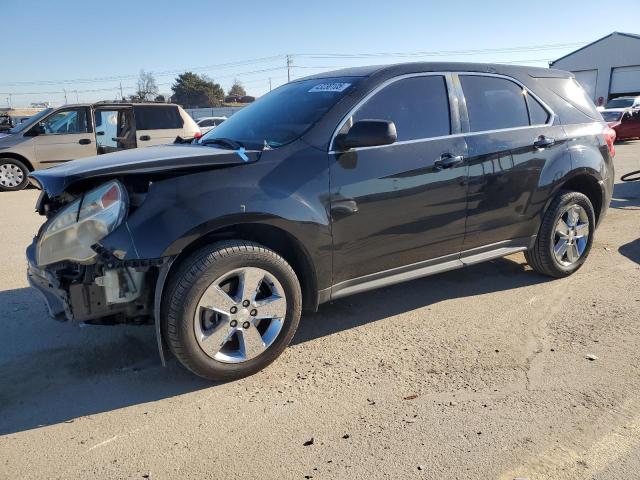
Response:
[328, 237, 533, 301]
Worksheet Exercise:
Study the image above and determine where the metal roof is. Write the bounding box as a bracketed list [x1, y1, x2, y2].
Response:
[550, 32, 640, 66]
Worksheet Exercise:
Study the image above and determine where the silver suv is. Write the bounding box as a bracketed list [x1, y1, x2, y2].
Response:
[0, 102, 200, 191]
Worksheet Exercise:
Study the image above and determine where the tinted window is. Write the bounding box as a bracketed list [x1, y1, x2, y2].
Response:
[601, 111, 623, 122]
[460, 76, 529, 132]
[134, 105, 183, 130]
[352, 76, 450, 141]
[527, 94, 550, 125]
[40, 108, 89, 134]
[199, 119, 214, 127]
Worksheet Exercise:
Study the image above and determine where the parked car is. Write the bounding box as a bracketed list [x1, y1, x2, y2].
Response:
[605, 96, 640, 110]
[0, 102, 199, 191]
[0, 114, 13, 132]
[601, 108, 640, 141]
[27, 63, 614, 381]
[196, 116, 227, 135]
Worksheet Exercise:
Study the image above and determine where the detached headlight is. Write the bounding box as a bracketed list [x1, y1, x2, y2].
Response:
[37, 180, 128, 266]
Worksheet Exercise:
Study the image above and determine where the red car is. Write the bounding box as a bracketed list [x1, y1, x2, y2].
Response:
[601, 108, 640, 141]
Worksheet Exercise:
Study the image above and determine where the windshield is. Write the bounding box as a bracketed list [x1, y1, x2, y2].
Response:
[606, 98, 634, 109]
[602, 111, 623, 122]
[8, 108, 52, 134]
[200, 77, 362, 149]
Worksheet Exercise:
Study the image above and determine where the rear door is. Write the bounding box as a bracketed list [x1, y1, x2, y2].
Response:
[457, 74, 568, 251]
[329, 74, 469, 286]
[133, 105, 184, 146]
[33, 107, 96, 164]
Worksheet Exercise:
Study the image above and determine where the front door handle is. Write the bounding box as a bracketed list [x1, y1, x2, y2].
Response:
[78, 138, 92, 145]
[434, 153, 464, 170]
[139, 135, 151, 141]
[533, 135, 555, 149]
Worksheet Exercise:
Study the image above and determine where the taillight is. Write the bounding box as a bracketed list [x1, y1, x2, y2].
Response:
[194, 132, 203, 140]
[603, 126, 616, 158]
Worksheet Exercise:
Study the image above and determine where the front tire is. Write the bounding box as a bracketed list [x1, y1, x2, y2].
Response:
[0, 158, 30, 191]
[525, 190, 595, 277]
[163, 240, 302, 381]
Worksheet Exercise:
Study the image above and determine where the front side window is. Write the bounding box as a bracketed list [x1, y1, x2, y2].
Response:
[460, 75, 530, 132]
[39, 108, 89, 134]
[352, 75, 450, 141]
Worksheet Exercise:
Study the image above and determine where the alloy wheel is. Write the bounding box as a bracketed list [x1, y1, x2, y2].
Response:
[194, 267, 287, 363]
[553, 204, 590, 266]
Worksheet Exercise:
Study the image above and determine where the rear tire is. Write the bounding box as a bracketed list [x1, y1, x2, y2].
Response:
[0, 158, 30, 191]
[162, 240, 302, 381]
[525, 190, 595, 277]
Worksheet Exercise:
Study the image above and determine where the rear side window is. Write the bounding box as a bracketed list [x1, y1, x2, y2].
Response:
[199, 119, 214, 127]
[352, 75, 450, 141]
[538, 77, 601, 121]
[134, 105, 183, 130]
[527, 94, 550, 125]
[460, 75, 529, 132]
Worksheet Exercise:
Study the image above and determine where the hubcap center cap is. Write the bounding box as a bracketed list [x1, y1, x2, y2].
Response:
[236, 308, 250, 321]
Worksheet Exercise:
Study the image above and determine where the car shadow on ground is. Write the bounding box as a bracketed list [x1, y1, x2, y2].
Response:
[0, 256, 548, 436]
[611, 179, 640, 209]
[619, 238, 640, 265]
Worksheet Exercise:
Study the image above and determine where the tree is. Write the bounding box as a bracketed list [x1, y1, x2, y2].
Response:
[171, 72, 225, 108]
[228, 79, 246, 98]
[136, 70, 159, 102]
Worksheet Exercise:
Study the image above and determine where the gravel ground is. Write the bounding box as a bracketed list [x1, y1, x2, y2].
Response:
[1, 143, 639, 480]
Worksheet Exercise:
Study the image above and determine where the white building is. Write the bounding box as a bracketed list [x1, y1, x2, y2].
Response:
[550, 32, 640, 106]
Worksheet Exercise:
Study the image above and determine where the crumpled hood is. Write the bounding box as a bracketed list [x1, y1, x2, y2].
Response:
[29, 144, 259, 196]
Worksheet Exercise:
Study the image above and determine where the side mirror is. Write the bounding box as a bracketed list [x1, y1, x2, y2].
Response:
[26, 124, 46, 136]
[335, 120, 397, 150]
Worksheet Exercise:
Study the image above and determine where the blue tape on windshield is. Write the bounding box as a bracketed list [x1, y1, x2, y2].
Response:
[236, 147, 249, 162]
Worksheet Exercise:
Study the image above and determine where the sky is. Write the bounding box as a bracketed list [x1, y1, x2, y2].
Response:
[1, 0, 639, 107]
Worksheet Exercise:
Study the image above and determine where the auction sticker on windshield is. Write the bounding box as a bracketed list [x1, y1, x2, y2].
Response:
[309, 83, 351, 93]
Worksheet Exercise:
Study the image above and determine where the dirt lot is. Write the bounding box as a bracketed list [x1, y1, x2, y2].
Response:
[1, 143, 639, 480]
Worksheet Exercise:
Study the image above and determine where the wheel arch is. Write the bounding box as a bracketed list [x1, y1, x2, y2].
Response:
[558, 171, 604, 225]
[0, 152, 35, 171]
[162, 222, 320, 313]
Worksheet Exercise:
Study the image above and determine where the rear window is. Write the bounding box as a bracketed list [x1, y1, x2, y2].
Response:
[460, 75, 530, 132]
[134, 105, 183, 130]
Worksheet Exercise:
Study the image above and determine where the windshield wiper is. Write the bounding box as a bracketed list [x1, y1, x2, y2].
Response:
[201, 137, 244, 150]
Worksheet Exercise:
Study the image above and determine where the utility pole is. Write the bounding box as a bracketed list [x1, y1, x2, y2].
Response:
[286, 54, 292, 82]
[63, 88, 68, 104]
[74, 90, 79, 103]
[119, 82, 124, 101]
[7, 94, 11, 108]
[269, 77, 272, 91]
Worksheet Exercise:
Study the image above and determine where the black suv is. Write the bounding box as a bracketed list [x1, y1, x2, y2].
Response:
[27, 63, 615, 380]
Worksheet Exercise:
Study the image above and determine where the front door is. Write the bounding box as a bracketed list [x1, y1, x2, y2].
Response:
[33, 107, 96, 164]
[329, 74, 469, 286]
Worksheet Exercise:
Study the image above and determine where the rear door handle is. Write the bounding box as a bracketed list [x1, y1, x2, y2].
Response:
[533, 135, 555, 149]
[78, 138, 92, 145]
[139, 135, 151, 141]
[434, 153, 464, 170]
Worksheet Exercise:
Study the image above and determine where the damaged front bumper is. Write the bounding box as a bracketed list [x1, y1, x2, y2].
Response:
[27, 239, 164, 324]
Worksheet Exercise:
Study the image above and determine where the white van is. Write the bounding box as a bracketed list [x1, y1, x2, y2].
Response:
[0, 102, 200, 191]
